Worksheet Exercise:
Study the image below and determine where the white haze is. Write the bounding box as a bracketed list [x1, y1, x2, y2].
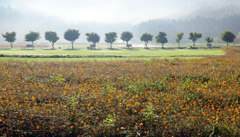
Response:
[1, 0, 239, 24]
[0, 0, 239, 43]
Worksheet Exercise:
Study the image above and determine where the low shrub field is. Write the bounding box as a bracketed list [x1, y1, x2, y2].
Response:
[0, 47, 240, 136]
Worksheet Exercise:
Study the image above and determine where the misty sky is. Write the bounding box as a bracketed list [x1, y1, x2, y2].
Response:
[1, 0, 239, 24]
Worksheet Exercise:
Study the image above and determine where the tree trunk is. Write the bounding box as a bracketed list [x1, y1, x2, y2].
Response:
[227, 42, 229, 47]
[162, 43, 164, 49]
[10, 43, 13, 48]
[178, 42, 180, 48]
[71, 41, 74, 50]
[32, 41, 34, 48]
[52, 43, 54, 49]
[145, 42, 148, 48]
[127, 41, 129, 49]
[193, 42, 195, 47]
[110, 43, 112, 49]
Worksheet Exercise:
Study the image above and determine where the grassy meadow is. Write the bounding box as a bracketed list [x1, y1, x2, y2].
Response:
[0, 47, 240, 136]
[0, 48, 225, 56]
[0, 43, 225, 62]
[162, 43, 240, 47]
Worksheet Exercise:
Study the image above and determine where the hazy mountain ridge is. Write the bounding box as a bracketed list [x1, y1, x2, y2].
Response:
[135, 15, 240, 43]
[0, 6, 132, 43]
[134, 5, 240, 43]
[0, 5, 240, 43]
[188, 5, 240, 19]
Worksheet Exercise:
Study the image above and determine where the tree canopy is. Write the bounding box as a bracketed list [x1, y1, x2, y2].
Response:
[205, 36, 213, 44]
[176, 33, 184, 48]
[2, 31, 16, 48]
[86, 32, 100, 48]
[64, 29, 80, 49]
[155, 31, 168, 48]
[25, 31, 40, 48]
[220, 30, 236, 46]
[140, 33, 153, 48]
[188, 32, 202, 47]
[45, 31, 59, 49]
[105, 32, 117, 49]
[120, 31, 133, 48]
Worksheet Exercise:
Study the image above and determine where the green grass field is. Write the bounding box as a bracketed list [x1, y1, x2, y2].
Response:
[162, 43, 240, 47]
[0, 46, 225, 61]
[0, 43, 228, 62]
[0, 47, 225, 56]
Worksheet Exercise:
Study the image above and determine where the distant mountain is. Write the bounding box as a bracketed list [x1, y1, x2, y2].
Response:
[0, 6, 131, 43]
[1, 5, 240, 43]
[133, 5, 240, 43]
[189, 5, 240, 19]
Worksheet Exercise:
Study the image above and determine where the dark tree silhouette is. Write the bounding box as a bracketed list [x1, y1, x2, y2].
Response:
[140, 32, 153, 48]
[176, 32, 184, 48]
[221, 30, 236, 46]
[86, 32, 100, 48]
[205, 36, 213, 44]
[105, 32, 117, 49]
[25, 31, 40, 48]
[121, 31, 133, 49]
[188, 32, 202, 47]
[2, 32, 16, 48]
[64, 29, 80, 50]
[45, 31, 59, 49]
[155, 31, 168, 49]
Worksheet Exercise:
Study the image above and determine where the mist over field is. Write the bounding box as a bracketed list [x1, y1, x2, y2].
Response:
[0, 0, 240, 43]
[1, 1, 240, 137]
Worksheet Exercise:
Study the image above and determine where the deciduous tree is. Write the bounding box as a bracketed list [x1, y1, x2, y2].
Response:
[140, 33, 153, 48]
[221, 30, 236, 46]
[121, 31, 133, 49]
[45, 31, 59, 49]
[176, 32, 184, 48]
[2, 32, 16, 48]
[25, 31, 40, 48]
[86, 32, 100, 48]
[105, 32, 117, 49]
[188, 32, 202, 47]
[64, 29, 80, 50]
[205, 36, 213, 44]
[155, 31, 168, 49]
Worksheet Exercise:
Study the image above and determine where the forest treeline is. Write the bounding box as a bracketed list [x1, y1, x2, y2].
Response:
[134, 15, 240, 43]
[2, 29, 237, 49]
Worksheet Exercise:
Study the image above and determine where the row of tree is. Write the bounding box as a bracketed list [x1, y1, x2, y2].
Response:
[1, 30, 237, 49]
